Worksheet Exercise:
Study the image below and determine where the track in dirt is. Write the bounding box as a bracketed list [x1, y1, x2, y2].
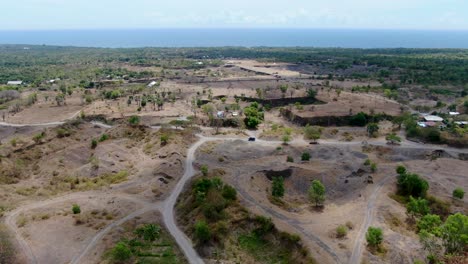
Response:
[3, 120, 467, 264]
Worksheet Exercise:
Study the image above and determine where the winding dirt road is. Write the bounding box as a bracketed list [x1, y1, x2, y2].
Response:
[3, 119, 466, 264]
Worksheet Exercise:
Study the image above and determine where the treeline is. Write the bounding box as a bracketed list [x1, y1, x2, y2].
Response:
[1, 45, 468, 86]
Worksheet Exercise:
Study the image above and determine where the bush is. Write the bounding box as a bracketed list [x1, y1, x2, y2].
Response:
[160, 134, 169, 145]
[417, 214, 442, 235]
[364, 159, 371, 166]
[111, 242, 132, 262]
[91, 139, 98, 149]
[272, 177, 285, 198]
[72, 204, 81, 214]
[221, 185, 237, 201]
[366, 227, 383, 248]
[452, 188, 465, 200]
[128, 115, 140, 126]
[406, 196, 430, 218]
[308, 180, 325, 207]
[370, 162, 377, 173]
[134, 224, 161, 242]
[99, 134, 109, 142]
[200, 165, 208, 176]
[286, 156, 294, 162]
[301, 152, 311, 161]
[194, 220, 211, 243]
[336, 225, 348, 238]
[397, 173, 429, 198]
[396, 165, 407, 175]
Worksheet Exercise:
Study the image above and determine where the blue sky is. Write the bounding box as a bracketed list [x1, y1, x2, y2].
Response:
[2, 0, 468, 30]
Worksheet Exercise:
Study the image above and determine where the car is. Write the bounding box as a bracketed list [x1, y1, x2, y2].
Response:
[248, 137, 256, 142]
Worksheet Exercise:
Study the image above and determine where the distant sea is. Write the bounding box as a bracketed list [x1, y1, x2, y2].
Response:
[1, 29, 468, 49]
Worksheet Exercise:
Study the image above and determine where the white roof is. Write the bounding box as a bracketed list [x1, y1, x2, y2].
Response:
[455, 121, 468, 125]
[7, 81, 22, 85]
[449, 112, 460, 116]
[417, 122, 427, 128]
[147, 81, 157, 87]
[423, 115, 443, 122]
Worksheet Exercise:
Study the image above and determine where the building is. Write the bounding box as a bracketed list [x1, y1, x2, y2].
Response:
[147, 81, 158, 88]
[7, 81, 23, 85]
[423, 115, 443, 122]
[449, 112, 460, 116]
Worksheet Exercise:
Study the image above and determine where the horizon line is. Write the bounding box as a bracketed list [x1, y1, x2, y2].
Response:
[1, 27, 468, 32]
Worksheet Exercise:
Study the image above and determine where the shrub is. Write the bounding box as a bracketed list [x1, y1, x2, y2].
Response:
[417, 214, 442, 235]
[440, 213, 468, 254]
[308, 180, 326, 207]
[111, 242, 132, 262]
[397, 173, 429, 198]
[406, 196, 430, 219]
[200, 165, 208, 176]
[272, 177, 285, 198]
[194, 220, 211, 243]
[134, 224, 161, 242]
[452, 188, 465, 200]
[364, 159, 371, 166]
[128, 115, 140, 126]
[301, 152, 311, 161]
[336, 225, 348, 238]
[72, 204, 81, 214]
[366, 227, 383, 248]
[396, 165, 407, 175]
[160, 134, 169, 145]
[286, 156, 294, 162]
[370, 162, 377, 173]
[221, 185, 237, 201]
[91, 139, 98, 149]
[99, 134, 109, 142]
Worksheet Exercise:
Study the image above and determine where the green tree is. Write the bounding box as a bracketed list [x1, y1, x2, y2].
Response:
[397, 173, 429, 198]
[160, 134, 169, 146]
[194, 220, 211, 243]
[308, 180, 325, 207]
[272, 176, 285, 198]
[440, 213, 468, 254]
[111, 242, 132, 262]
[128, 115, 140, 127]
[200, 165, 209, 176]
[304, 125, 322, 142]
[367, 123, 379, 137]
[386, 133, 401, 144]
[452, 188, 465, 200]
[366, 227, 383, 248]
[221, 185, 237, 201]
[72, 204, 81, 214]
[417, 214, 442, 235]
[134, 224, 161, 242]
[407, 196, 430, 219]
[396, 165, 407, 175]
[306, 88, 317, 98]
[301, 152, 311, 161]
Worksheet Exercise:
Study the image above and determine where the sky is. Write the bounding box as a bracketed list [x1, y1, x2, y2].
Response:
[2, 0, 468, 30]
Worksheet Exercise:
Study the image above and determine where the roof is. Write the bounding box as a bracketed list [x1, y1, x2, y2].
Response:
[455, 121, 468, 125]
[423, 115, 443, 122]
[7, 81, 22, 85]
[147, 81, 157, 87]
[449, 112, 460, 116]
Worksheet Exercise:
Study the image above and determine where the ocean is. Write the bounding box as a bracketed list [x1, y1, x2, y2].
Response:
[0, 29, 468, 48]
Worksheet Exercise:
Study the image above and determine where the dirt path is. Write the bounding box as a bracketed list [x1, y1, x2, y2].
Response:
[348, 174, 395, 264]
[4, 124, 467, 264]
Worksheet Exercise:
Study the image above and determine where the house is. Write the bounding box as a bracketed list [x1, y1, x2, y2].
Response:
[232, 111, 239, 117]
[423, 115, 443, 122]
[455, 121, 468, 128]
[449, 112, 460, 116]
[7, 81, 23, 85]
[147, 81, 158, 88]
